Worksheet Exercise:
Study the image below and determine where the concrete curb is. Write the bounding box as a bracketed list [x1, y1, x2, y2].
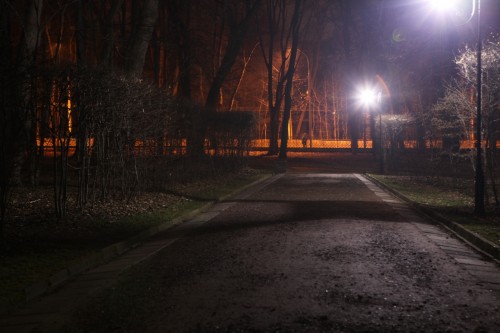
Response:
[2, 173, 273, 315]
[364, 174, 500, 262]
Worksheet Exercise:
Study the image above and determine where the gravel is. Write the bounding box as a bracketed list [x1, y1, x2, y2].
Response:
[65, 174, 500, 332]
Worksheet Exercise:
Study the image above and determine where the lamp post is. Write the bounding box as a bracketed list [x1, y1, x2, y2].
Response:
[429, 0, 484, 214]
[356, 87, 383, 173]
[376, 92, 383, 174]
[473, 0, 484, 215]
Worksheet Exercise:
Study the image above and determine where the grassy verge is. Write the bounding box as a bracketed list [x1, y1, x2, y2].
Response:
[369, 174, 500, 247]
[0, 170, 269, 312]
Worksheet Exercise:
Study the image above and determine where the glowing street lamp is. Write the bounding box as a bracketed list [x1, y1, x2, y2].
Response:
[428, 0, 461, 14]
[357, 88, 379, 108]
[356, 87, 383, 173]
[428, 0, 484, 214]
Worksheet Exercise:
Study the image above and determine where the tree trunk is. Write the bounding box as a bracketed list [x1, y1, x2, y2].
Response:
[167, 0, 192, 99]
[349, 108, 360, 154]
[340, 0, 361, 154]
[124, 0, 159, 78]
[260, 0, 285, 156]
[76, 0, 85, 67]
[0, 0, 13, 239]
[11, 0, 44, 185]
[279, 0, 302, 160]
[100, 0, 124, 68]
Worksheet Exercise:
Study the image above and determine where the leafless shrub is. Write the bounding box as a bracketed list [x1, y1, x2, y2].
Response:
[72, 69, 171, 205]
[1, 62, 256, 228]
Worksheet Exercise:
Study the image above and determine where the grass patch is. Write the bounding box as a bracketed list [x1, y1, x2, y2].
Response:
[460, 222, 500, 246]
[369, 174, 500, 247]
[0, 169, 269, 312]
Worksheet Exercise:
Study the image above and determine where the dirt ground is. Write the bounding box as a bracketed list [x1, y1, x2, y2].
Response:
[65, 173, 500, 332]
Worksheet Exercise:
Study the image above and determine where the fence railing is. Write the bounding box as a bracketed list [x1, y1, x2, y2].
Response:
[37, 138, 495, 157]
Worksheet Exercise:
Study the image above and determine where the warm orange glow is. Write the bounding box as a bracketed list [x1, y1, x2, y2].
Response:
[37, 138, 78, 157]
[34, 138, 495, 157]
[250, 139, 498, 150]
[67, 89, 72, 133]
[251, 139, 373, 149]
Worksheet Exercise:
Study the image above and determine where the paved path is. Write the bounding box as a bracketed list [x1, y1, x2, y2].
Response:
[1, 173, 500, 332]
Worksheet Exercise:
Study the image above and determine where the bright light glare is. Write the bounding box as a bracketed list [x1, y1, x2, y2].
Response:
[428, 0, 460, 13]
[356, 88, 378, 108]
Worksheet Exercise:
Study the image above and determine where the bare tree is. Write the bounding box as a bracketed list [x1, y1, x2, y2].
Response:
[259, 0, 286, 155]
[259, 0, 303, 156]
[205, 0, 262, 110]
[278, 0, 303, 160]
[456, 40, 500, 205]
[167, 0, 192, 99]
[185, 0, 261, 156]
[428, 37, 500, 205]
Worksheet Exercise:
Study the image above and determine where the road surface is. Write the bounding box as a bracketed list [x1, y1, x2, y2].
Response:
[65, 173, 500, 332]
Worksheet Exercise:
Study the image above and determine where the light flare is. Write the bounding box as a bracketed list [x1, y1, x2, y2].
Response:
[355, 87, 380, 109]
[428, 0, 461, 13]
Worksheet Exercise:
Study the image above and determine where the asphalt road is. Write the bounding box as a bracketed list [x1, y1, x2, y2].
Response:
[65, 173, 500, 332]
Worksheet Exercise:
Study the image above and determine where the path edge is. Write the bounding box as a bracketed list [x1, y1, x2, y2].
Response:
[2, 173, 274, 316]
[363, 173, 500, 263]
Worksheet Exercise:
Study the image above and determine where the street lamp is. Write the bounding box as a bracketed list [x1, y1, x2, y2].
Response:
[356, 87, 383, 173]
[428, 0, 484, 214]
[429, 0, 461, 14]
[473, 0, 484, 215]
